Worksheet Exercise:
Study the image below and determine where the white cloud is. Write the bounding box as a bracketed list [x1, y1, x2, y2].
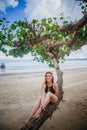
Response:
[24, 0, 82, 22]
[0, 0, 18, 13]
[24, 0, 61, 21]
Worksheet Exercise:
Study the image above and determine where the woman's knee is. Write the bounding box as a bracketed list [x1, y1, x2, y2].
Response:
[51, 96, 58, 103]
[46, 92, 52, 98]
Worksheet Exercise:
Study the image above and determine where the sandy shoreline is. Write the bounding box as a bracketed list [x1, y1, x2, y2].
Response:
[0, 68, 87, 130]
[0, 67, 87, 75]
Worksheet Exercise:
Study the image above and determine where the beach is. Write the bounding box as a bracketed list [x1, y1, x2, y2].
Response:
[0, 68, 87, 130]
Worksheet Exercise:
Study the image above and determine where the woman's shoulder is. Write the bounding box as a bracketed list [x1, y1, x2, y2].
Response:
[41, 82, 46, 88]
[53, 82, 58, 88]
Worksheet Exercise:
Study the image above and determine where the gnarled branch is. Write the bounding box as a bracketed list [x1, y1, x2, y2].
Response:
[25, 14, 87, 48]
[59, 14, 87, 34]
[47, 32, 77, 50]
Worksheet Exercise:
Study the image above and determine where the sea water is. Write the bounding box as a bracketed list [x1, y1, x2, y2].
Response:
[0, 58, 87, 74]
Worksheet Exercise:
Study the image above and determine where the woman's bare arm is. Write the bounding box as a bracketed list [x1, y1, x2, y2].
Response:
[41, 83, 46, 95]
[54, 83, 59, 96]
[41, 83, 46, 106]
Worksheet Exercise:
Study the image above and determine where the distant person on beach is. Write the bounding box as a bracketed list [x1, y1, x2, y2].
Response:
[0, 63, 5, 73]
[0, 63, 5, 69]
[25, 71, 58, 124]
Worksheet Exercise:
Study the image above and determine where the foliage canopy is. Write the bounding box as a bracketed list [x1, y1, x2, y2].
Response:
[0, 1, 87, 67]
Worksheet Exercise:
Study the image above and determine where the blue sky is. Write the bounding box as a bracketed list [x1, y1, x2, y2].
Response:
[0, 0, 83, 22]
[0, 0, 26, 23]
[0, 0, 87, 59]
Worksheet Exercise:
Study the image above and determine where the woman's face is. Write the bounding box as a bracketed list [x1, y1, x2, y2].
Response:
[45, 73, 52, 82]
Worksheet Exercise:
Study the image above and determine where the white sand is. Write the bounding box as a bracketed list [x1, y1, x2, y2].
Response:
[0, 68, 87, 130]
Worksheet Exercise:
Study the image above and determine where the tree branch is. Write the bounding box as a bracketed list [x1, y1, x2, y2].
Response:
[25, 14, 87, 48]
[78, 40, 87, 46]
[25, 18, 37, 38]
[59, 13, 87, 34]
[46, 52, 55, 59]
[47, 36, 77, 50]
[34, 34, 50, 43]
[28, 24, 37, 37]
[25, 34, 50, 48]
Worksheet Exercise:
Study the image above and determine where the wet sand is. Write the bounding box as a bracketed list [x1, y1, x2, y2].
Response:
[0, 68, 87, 130]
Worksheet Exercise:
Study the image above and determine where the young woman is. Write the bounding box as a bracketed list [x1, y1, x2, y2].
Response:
[25, 71, 58, 124]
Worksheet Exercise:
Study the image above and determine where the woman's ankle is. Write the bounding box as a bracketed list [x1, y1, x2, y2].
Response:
[33, 114, 40, 119]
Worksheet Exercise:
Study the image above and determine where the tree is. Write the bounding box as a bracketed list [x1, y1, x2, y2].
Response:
[0, 1, 87, 130]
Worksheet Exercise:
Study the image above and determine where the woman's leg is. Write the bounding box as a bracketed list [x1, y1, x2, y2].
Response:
[25, 96, 41, 124]
[42, 92, 58, 110]
[32, 95, 46, 118]
[32, 94, 47, 119]
[33, 106, 42, 118]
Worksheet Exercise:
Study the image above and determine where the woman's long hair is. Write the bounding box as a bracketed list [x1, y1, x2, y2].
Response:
[45, 71, 54, 84]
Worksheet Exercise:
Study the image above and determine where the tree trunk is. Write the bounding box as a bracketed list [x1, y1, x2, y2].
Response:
[52, 58, 63, 101]
[20, 57, 63, 130]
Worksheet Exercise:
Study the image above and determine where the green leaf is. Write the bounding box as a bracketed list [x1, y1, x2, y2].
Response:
[6, 21, 10, 23]
[17, 21, 22, 26]
[60, 16, 64, 20]
[0, 31, 2, 35]
[21, 30, 26, 35]
[79, 2, 82, 6]
[11, 24, 16, 30]
[21, 22, 26, 28]
[1, 48, 7, 53]
[8, 29, 12, 33]
[9, 49, 14, 55]
[46, 25, 51, 31]
[0, 42, 2, 49]
[0, 20, 3, 22]
[41, 18, 46, 23]
[40, 27, 44, 32]
[53, 17, 57, 20]
[48, 18, 52, 24]
[81, 6, 84, 9]
[14, 21, 17, 24]
[51, 24, 57, 30]
[17, 34, 22, 39]
[9, 34, 15, 40]
[1, 34, 6, 39]
[3, 17, 6, 21]
[63, 21, 68, 26]
[3, 27, 7, 31]
[8, 41, 14, 46]
[32, 19, 38, 24]
[40, 31, 47, 36]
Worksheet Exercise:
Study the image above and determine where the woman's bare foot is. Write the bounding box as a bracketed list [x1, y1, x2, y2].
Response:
[24, 117, 32, 125]
[24, 119, 29, 125]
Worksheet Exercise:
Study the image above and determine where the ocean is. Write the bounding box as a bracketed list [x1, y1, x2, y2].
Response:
[0, 58, 87, 74]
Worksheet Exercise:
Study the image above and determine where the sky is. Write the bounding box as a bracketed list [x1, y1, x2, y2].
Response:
[0, 0, 87, 59]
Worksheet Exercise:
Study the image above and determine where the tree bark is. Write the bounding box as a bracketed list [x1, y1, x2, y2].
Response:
[20, 56, 63, 130]
[52, 57, 63, 101]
